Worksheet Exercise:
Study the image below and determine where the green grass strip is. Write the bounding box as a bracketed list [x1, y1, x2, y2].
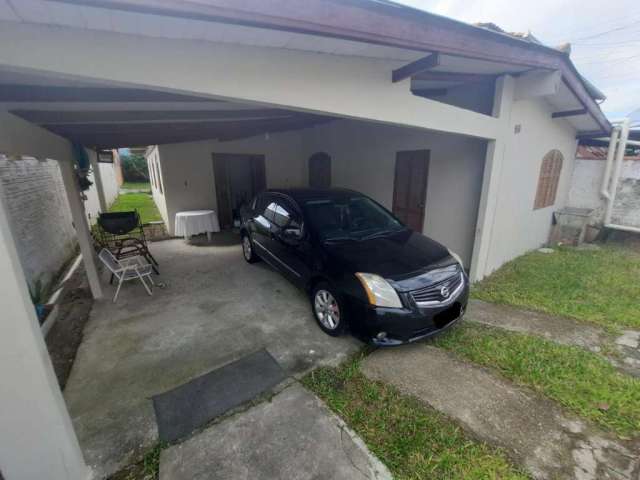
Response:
[471, 246, 640, 330]
[121, 181, 152, 191]
[434, 323, 640, 438]
[302, 357, 529, 480]
[109, 193, 162, 225]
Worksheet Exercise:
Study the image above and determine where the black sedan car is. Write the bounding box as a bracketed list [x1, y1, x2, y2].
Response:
[240, 188, 468, 346]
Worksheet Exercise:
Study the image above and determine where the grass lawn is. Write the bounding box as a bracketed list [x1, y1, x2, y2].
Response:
[303, 356, 529, 480]
[120, 181, 151, 191]
[434, 323, 640, 439]
[472, 245, 640, 330]
[109, 193, 162, 225]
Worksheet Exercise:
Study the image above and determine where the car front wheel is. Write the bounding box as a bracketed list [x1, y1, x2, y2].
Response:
[311, 283, 346, 336]
[241, 233, 260, 263]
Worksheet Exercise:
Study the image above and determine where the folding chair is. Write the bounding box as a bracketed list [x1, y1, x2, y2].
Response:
[98, 248, 155, 302]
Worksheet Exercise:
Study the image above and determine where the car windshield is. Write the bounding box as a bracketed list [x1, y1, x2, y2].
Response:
[303, 196, 404, 241]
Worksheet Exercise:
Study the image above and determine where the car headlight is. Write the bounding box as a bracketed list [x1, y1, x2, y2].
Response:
[448, 249, 463, 268]
[355, 272, 403, 308]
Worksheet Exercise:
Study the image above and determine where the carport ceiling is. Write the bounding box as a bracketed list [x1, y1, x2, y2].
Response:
[0, 71, 335, 149]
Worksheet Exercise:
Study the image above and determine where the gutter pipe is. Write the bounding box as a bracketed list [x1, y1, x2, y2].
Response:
[601, 118, 639, 232]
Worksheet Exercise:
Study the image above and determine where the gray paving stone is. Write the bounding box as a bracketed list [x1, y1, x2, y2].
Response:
[362, 345, 640, 480]
[159, 383, 391, 480]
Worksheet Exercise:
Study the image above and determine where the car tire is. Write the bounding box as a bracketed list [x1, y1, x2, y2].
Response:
[311, 282, 347, 336]
[241, 232, 260, 263]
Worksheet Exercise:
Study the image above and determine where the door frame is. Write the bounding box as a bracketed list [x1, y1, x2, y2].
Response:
[212, 153, 266, 229]
[392, 149, 430, 232]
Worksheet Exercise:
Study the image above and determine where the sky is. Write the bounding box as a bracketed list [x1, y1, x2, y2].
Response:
[394, 0, 640, 120]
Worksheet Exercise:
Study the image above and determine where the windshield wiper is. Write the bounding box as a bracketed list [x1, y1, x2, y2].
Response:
[322, 236, 356, 243]
[360, 228, 403, 241]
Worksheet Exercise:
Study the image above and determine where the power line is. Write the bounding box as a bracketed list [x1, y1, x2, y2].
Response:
[544, 13, 640, 43]
[574, 54, 640, 66]
[569, 19, 640, 42]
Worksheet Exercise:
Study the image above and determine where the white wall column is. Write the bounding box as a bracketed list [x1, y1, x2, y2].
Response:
[0, 181, 90, 480]
[469, 75, 515, 282]
[89, 151, 108, 213]
[58, 158, 104, 299]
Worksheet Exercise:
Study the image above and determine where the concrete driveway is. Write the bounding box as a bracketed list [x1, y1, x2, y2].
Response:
[63, 233, 361, 478]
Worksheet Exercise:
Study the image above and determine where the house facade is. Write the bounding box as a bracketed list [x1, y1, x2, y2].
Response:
[0, 1, 611, 478]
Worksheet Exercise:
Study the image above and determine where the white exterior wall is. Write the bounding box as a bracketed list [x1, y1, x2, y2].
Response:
[0, 111, 89, 479]
[152, 119, 485, 266]
[482, 97, 578, 274]
[300, 120, 486, 267]
[155, 131, 306, 235]
[568, 158, 640, 228]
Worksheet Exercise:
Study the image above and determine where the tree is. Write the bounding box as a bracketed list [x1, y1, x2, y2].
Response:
[120, 153, 149, 182]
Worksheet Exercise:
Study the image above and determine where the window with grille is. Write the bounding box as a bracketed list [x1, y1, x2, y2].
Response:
[533, 149, 563, 210]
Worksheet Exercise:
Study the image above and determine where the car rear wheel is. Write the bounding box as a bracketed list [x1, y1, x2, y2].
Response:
[241, 233, 260, 263]
[311, 283, 346, 336]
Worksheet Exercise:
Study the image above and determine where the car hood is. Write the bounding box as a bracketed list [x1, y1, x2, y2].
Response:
[322, 230, 452, 281]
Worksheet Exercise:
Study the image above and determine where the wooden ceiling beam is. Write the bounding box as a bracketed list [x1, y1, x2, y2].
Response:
[392, 53, 440, 83]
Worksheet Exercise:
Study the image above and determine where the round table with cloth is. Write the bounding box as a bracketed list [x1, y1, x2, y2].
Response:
[174, 210, 221, 241]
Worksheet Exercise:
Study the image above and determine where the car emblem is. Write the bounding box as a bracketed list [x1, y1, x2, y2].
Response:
[440, 286, 450, 298]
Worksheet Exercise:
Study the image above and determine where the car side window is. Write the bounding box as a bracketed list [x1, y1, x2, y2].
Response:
[272, 203, 291, 227]
[273, 199, 303, 230]
[264, 202, 279, 222]
[254, 194, 275, 228]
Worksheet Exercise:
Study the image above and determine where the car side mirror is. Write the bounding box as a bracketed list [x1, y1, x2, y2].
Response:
[281, 225, 303, 243]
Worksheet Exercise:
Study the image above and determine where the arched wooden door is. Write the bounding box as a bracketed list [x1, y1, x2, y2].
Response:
[308, 152, 331, 188]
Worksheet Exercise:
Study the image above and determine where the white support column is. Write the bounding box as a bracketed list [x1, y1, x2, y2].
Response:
[89, 150, 108, 212]
[58, 158, 104, 299]
[0, 181, 91, 480]
[469, 75, 515, 282]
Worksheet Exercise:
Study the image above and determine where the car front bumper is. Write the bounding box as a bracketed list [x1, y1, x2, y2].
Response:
[356, 283, 469, 346]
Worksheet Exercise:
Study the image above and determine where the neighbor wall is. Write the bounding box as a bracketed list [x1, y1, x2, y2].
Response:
[83, 150, 121, 224]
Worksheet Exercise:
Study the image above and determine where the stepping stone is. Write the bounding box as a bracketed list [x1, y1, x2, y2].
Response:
[362, 345, 640, 480]
[159, 384, 391, 480]
[466, 300, 640, 378]
[466, 299, 605, 351]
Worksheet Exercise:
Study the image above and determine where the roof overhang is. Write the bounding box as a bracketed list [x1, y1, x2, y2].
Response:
[40, 0, 610, 134]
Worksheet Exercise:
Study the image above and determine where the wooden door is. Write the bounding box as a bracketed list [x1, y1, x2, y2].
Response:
[308, 152, 331, 188]
[213, 154, 266, 229]
[392, 150, 429, 232]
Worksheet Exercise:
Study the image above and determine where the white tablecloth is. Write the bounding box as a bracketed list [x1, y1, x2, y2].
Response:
[175, 210, 221, 238]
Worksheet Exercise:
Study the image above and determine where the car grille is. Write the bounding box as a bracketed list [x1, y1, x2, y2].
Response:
[410, 271, 464, 306]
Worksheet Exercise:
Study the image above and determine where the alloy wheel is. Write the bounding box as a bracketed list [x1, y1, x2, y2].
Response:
[242, 236, 252, 260]
[314, 289, 340, 330]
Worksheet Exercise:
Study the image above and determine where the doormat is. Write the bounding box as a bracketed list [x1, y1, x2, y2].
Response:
[152, 349, 286, 443]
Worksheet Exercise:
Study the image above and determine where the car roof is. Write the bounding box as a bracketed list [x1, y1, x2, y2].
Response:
[265, 188, 364, 204]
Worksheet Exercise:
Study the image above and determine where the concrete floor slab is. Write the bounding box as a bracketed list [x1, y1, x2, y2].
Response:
[362, 345, 640, 480]
[159, 383, 391, 480]
[63, 234, 361, 478]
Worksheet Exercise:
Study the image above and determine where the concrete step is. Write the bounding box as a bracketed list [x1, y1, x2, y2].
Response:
[362, 345, 640, 480]
[466, 299, 640, 378]
[159, 383, 391, 480]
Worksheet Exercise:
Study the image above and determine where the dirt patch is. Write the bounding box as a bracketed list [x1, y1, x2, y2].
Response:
[45, 264, 93, 390]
